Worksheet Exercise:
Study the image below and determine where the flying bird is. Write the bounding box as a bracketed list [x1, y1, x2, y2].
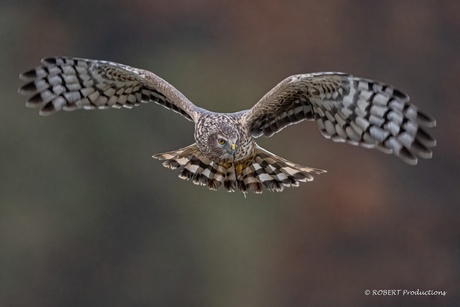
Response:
[18, 57, 436, 194]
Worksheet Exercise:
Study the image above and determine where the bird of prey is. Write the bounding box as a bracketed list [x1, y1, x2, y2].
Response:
[18, 57, 436, 194]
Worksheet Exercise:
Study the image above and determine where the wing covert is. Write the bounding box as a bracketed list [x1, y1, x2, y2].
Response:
[243, 73, 349, 137]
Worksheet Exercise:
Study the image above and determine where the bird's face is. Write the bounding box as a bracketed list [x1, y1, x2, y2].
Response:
[208, 132, 238, 161]
[195, 114, 241, 162]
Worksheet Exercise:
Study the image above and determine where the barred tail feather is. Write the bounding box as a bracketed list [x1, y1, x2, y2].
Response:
[152, 144, 226, 191]
[152, 143, 326, 194]
[239, 145, 326, 193]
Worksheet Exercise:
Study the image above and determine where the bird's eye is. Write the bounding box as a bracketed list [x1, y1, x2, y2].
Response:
[217, 138, 226, 145]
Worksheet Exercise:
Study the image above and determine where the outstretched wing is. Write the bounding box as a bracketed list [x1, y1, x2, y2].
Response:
[18, 56, 201, 122]
[243, 73, 436, 165]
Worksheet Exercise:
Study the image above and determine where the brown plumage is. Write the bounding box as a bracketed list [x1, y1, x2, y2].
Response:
[18, 57, 436, 194]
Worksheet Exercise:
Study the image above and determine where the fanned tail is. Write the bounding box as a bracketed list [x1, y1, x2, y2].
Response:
[153, 144, 227, 191]
[152, 144, 326, 194]
[235, 145, 326, 193]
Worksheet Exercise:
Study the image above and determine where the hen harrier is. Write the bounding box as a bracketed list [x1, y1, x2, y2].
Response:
[18, 57, 436, 194]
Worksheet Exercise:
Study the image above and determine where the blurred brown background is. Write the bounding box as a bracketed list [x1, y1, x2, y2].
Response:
[1, 0, 459, 306]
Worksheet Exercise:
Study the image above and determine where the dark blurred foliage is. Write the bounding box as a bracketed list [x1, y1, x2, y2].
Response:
[1, 0, 459, 306]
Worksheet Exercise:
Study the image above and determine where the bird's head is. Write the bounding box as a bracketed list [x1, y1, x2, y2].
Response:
[195, 114, 240, 162]
[208, 132, 237, 161]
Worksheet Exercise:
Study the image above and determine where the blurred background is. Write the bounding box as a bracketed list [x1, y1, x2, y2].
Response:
[1, 0, 459, 306]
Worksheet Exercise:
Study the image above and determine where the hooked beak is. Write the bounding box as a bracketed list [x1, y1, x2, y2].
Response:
[231, 143, 236, 157]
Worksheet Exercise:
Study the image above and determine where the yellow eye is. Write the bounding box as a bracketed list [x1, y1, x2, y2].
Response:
[218, 138, 226, 145]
